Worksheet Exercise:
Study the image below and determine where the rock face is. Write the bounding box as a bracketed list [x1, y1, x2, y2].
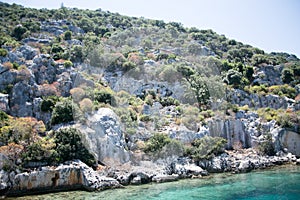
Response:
[1, 160, 120, 197]
[78, 108, 130, 165]
[198, 150, 297, 173]
[0, 93, 9, 112]
[207, 118, 252, 149]
[253, 65, 283, 86]
[167, 158, 208, 178]
[228, 89, 296, 110]
[279, 130, 300, 157]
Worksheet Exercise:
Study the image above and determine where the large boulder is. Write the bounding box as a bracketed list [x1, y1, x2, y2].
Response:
[17, 45, 38, 61]
[4, 160, 120, 197]
[78, 108, 130, 165]
[278, 130, 300, 157]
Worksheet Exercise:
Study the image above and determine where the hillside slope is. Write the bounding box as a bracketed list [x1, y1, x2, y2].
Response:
[0, 2, 300, 194]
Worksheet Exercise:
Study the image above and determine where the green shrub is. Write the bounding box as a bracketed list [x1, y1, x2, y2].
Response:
[54, 127, 96, 167]
[281, 68, 294, 84]
[257, 134, 275, 156]
[50, 98, 81, 125]
[64, 60, 73, 68]
[144, 133, 171, 153]
[186, 136, 227, 160]
[268, 84, 296, 99]
[0, 48, 8, 57]
[0, 110, 8, 123]
[21, 140, 55, 165]
[159, 97, 180, 107]
[40, 96, 60, 112]
[140, 114, 151, 122]
[64, 30, 72, 40]
[94, 89, 115, 105]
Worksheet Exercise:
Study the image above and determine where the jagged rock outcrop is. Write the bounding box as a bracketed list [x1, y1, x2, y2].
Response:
[30, 54, 57, 85]
[0, 93, 9, 112]
[278, 130, 300, 157]
[253, 65, 283, 86]
[167, 158, 208, 178]
[198, 149, 297, 173]
[10, 81, 36, 117]
[77, 108, 130, 165]
[0, 160, 120, 197]
[228, 89, 296, 110]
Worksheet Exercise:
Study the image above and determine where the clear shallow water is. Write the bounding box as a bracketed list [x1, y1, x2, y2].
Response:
[10, 165, 300, 200]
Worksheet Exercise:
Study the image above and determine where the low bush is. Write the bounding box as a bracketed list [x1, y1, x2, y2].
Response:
[185, 136, 227, 160]
[144, 133, 171, 153]
[53, 127, 96, 167]
[50, 98, 81, 125]
[257, 134, 275, 156]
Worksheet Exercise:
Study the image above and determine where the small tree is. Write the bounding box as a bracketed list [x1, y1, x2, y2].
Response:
[54, 127, 96, 167]
[177, 65, 210, 111]
[186, 136, 227, 161]
[50, 98, 80, 125]
[281, 68, 294, 84]
[64, 30, 72, 40]
[224, 69, 243, 87]
[12, 25, 28, 40]
[258, 134, 275, 156]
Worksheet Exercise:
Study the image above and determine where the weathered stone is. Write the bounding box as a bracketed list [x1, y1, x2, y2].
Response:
[77, 108, 130, 165]
[10, 81, 36, 117]
[253, 65, 283, 86]
[131, 176, 141, 185]
[279, 130, 300, 157]
[17, 45, 38, 61]
[4, 160, 120, 197]
[0, 93, 9, 112]
[152, 174, 179, 183]
[169, 158, 208, 178]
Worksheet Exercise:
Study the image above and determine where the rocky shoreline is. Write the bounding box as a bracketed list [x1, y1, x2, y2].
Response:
[1, 149, 299, 198]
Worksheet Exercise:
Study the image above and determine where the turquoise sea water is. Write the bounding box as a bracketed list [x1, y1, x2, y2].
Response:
[9, 165, 300, 200]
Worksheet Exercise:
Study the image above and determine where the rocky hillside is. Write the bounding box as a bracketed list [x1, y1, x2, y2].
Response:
[0, 1, 300, 196]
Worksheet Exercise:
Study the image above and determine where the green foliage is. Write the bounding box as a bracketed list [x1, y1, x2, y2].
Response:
[268, 84, 296, 99]
[277, 111, 300, 130]
[94, 89, 115, 105]
[0, 110, 8, 123]
[21, 139, 55, 165]
[257, 107, 280, 122]
[144, 133, 171, 153]
[50, 98, 80, 125]
[40, 96, 60, 112]
[64, 60, 73, 68]
[181, 105, 204, 131]
[257, 134, 275, 156]
[186, 136, 227, 160]
[177, 65, 210, 111]
[177, 65, 195, 78]
[12, 25, 28, 40]
[54, 127, 96, 167]
[70, 45, 84, 63]
[224, 69, 243, 87]
[122, 61, 136, 72]
[281, 68, 294, 84]
[139, 114, 151, 122]
[64, 30, 72, 40]
[159, 97, 180, 107]
[0, 48, 8, 57]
